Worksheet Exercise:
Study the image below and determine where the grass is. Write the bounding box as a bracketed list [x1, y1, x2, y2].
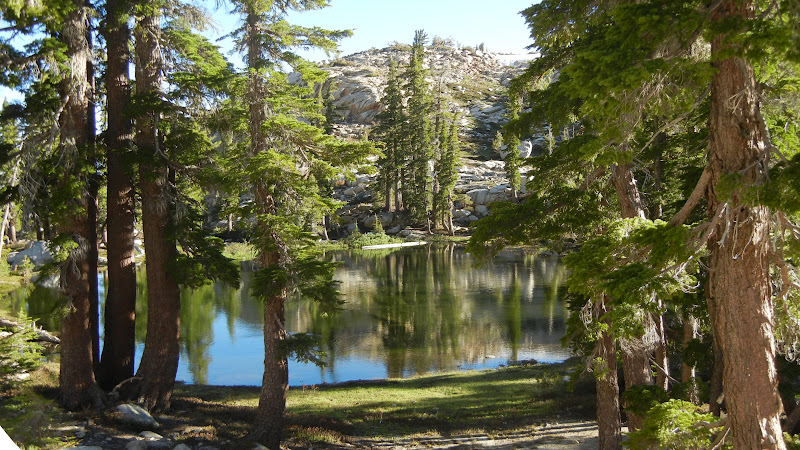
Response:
[0, 318, 593, 449]
[0, 362, 78, 450]
[165, 358, 595, 448]
[222, 241, 256, 261]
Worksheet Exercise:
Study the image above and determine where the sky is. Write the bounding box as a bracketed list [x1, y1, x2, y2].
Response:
[1, 0, 538, 102]
[208, 0, 537, 61]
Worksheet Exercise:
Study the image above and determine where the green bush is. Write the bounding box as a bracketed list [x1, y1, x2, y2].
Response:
[627, 399, 723, 450]
[342, 231, 402, 249]
[0, 316, 44, 389]
[12, 256, 34, 276]
[373, 215, 385, 235]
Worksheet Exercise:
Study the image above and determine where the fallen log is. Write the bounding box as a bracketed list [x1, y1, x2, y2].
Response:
[0, 318, 60, 344]
[362, 241, 427, 250]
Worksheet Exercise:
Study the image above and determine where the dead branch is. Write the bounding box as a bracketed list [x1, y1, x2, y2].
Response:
[0, 318, 60, 344]
[667, 165, 712, 227]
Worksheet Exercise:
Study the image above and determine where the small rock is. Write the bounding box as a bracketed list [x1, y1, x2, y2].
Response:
[117, 403, 160, 430]
[75, 430, 87, 438]
[252, 445, 269, 450]
[173, 444, 193, 450]
[139, 431, 164, 440]
[386, 225, 404, 235]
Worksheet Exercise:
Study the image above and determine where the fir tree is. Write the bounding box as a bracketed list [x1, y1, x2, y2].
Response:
[470, 1, 800, 447]
[403, 29, 433, 227]
[228, 0, 369, 446]
[373, 59, 405, 212]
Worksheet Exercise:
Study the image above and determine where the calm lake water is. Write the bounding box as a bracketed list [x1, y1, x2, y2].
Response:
[5, 245, 571, 386]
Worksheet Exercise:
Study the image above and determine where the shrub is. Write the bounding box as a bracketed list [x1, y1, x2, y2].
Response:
[627, 399, 723, 450]
[0, 316, 44, 389]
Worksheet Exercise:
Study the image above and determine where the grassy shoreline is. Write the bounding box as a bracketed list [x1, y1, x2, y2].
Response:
[1, 240, 586, 448]
[1, 358, 595, 449]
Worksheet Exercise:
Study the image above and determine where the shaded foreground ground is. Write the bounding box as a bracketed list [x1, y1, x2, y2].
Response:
[3, 359, 600, 449]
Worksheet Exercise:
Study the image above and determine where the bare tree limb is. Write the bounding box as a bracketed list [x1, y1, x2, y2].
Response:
[667, 165, 712, 227]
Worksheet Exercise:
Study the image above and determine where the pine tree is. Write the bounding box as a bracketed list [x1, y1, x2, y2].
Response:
[403, 30, 433, 227]
[432, 114, 459, 235]
[373, 59, 405, 212]
[470, 0, 800, 447]
[130, 0, 183, 412]
[228, 1, 368, 446]
[98, 0, 138, 392]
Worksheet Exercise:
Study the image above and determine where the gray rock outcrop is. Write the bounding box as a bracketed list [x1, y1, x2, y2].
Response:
[6, 241, 53, 269]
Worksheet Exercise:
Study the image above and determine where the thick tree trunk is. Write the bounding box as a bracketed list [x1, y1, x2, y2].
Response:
[596, 298, 623, 450]
[86, 29, 100, 376]
[98, 0, 137, 391]
[133, 7, 181, 412]
[612, 163, 653, 432]
[705, 1, 784, 447]
[58, 3, 105, 411]
[252, 247, 288, 449]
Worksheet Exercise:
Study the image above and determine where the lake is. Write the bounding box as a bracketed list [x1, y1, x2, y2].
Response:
[5, 245, 571, 386]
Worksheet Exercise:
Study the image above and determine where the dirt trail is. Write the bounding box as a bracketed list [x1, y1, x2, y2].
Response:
[340, 420, 599, 449]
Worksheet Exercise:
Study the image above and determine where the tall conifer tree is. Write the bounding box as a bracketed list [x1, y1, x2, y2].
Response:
[98, 0, 138, 391]
[404, 30, 432, 226]
[229, 1, 367, 446]
[470, 0, 800, 447]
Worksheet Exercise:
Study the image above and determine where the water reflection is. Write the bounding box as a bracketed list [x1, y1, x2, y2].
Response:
[7, 245, 571, 386]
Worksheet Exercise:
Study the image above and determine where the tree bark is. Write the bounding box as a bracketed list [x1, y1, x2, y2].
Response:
[98, 0, 138, 391]
[251, 245, 288, 449]
[86, 27, 100, 377]
[133, 6, 181, 412]
[705, 1, 785, 447]
[681, 315, 699, 404]
[596, 298, 623, 450]
[58, 3, 105, 411]
[612, 163, 653, 432]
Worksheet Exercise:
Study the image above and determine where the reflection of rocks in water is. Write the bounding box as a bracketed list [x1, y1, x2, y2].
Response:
[324, 246, 569, 378]
[11, 246, 569, 386]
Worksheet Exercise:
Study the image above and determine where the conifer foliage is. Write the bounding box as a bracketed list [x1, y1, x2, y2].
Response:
[469, 0, 800, 448]
[228, 0, 370, 446]
[373, 30, 461, 232]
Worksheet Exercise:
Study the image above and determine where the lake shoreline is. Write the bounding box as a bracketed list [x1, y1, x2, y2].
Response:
[3, 358, 599, 449]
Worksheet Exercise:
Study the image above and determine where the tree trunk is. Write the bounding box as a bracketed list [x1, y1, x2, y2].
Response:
[133, 6, 181, 412]
[596, 298, 623, 450]
[8, 214, 16, 243]
[612, 163, 654, 432]
[681, 315, 699, 404]
[251, 246, 288, 448]
[86, 28, 100, 377]
[58, 3, 105, 411]
[654, 312, 669, 391]
[705, 1, 784, 447]
[98, 0, 137, 391]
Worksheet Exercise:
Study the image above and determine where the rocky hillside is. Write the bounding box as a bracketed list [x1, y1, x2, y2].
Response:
[319, 43, 531, 151]
[310, 44, 541, 237]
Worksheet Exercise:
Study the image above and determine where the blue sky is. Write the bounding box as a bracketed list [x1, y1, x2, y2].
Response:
[209, 0, 537, 61]
[2, 1, 537, 102]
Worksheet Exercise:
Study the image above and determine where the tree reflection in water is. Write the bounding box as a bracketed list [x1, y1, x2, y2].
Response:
[11, 244, 571, 385]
